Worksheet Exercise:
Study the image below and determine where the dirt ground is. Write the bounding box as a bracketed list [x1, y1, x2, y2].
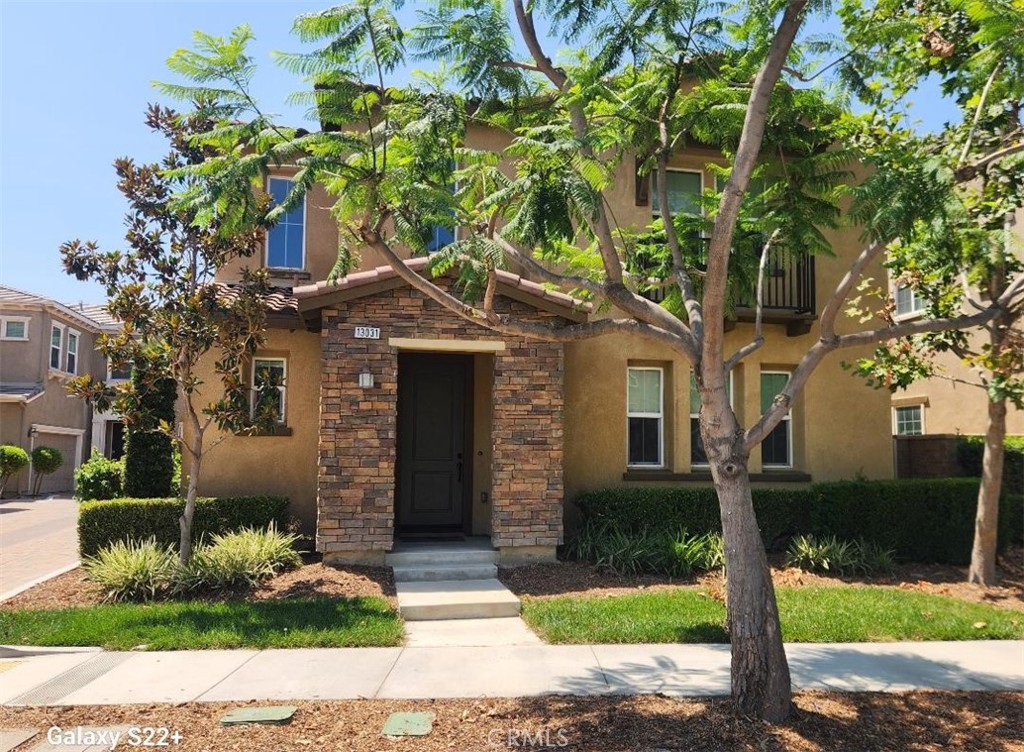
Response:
[2, 692, 1021, 751]
[500, 546, 1024, 612]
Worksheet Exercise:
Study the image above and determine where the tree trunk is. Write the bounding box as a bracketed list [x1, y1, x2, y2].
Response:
[179, 433, 203, 566]
[968, 395, 1006, 585]
[713, 456, 792, 721]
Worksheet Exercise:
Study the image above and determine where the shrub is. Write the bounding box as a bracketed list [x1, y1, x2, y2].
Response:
[83, 538, 179, 602]
[0, 445, 29, 497]
[568, 520, 724, 577]
[785, 535, 860, 575]
[30, 446, 63, 495]
[78, 495, 291, 557]
[575, 479, 1024, 565]
[856, 538, 897, 576]
[123, 360, 177, 498]
[74, 450, 124, 501]
[957, 435, 1024, 494]
[178, 525, 301, 591]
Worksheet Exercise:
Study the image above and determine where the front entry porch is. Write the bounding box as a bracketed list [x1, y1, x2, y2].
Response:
[301, 261, 578, 567]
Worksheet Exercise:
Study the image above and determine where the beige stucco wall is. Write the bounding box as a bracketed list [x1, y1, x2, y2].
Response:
[179, 327, 321, 533]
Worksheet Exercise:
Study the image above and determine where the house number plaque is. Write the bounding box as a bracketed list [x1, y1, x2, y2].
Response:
[354, 326, 381, 340]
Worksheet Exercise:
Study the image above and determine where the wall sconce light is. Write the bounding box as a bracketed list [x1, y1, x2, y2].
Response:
[358, 370, 374, 389]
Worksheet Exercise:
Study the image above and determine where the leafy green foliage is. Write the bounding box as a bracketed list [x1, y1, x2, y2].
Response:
[568, 520, 725, 577]
[957, 435, 1024, 493]
[123, 356, 177, 498]
[785, 535, 895, 576]
[74, 450, 124, 502]
[77, 495, 291, 557]
[83, 538, 180, 602]
[0, 445, 29, 497]
[30, 446, 63, 495]
[576, 479, 1024, 565]
[179, 525, 301, 591]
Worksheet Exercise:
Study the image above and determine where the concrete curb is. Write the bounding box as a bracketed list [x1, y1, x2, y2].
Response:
[0, 561, 80, 603]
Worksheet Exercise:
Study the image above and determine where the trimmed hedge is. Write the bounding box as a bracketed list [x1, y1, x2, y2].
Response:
[574, 479, 1024, 565]
[957, 435, 1024, 494]
[78, 496, 290, 557]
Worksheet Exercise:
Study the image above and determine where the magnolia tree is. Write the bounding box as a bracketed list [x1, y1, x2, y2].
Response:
[61, 105, 277, 565]
[840, 0, 1024, 585]
[160, 0, 1023, 720]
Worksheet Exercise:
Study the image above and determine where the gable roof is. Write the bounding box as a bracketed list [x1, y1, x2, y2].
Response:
[293, 257, 588, 324]
[0, 284, 114, 332]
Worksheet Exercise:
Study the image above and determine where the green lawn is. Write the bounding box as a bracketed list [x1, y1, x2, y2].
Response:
[522, 586, 1024, 644]
[0, 597, 403, 650]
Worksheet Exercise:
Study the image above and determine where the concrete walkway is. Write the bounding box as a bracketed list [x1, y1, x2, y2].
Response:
[0, 496, 79, 601]
[2, 641, 1021, 707]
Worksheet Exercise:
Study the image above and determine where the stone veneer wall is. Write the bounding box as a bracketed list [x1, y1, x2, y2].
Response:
[317, 280, 564, 564]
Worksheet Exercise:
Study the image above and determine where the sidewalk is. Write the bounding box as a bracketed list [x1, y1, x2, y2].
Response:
[2, 641, 1021, 707]
[0, 496, 79, 601]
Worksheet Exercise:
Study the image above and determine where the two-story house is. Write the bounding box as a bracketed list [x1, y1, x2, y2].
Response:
[181, 129, 894, 567]
[0, 285, 121, 494]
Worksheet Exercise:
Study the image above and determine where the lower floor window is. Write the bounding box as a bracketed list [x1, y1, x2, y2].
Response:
[760, 371, 792, 468]
[894, 405, 923, 435]
[627, 367, 663, 466]
[252, 358, 287, 424]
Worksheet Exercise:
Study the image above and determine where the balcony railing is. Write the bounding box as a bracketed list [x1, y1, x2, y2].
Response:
[739, 249, 815, 314]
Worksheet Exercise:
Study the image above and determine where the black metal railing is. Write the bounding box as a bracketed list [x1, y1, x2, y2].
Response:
[739, 248, 816, 314]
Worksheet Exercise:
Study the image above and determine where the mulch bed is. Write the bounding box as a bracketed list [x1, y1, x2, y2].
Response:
[501, 546, 1024, 611]
[0, 554, 395, 611]
[1, 692, 1020, 751]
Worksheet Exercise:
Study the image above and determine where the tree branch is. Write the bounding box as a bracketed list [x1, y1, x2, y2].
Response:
[819, 240, 887, 342]
[725, 230, 779, 371]
[492, 234, 604, 296]
[958, 61, 1003, 169]
[956, 140, 1024, 181]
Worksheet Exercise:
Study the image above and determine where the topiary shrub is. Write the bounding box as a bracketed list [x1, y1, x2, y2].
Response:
[78, 495, 291, 557]
[0, 445, 30, 497]
[30, 446, 63, 496]
[957, 435, 1024, 494]
[74, 449, 124, 501]
[123, 358, 177, 498]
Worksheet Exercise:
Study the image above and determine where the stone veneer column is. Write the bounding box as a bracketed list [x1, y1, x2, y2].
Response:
[491, 340, 564, 563]
[317, 306, 397, 566]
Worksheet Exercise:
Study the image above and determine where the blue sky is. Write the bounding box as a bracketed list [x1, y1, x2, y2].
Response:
[0, 2, 957, 305]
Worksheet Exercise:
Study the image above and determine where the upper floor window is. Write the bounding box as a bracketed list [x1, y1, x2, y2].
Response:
[894, 405, 924, 435]
[627, 366, 663, 467]
[49, 324, 64, 370]
[760, 371, 793, 468]
[894, 285, 925, 318]
[252, 357, 287, 424]
[266, 177, 305, 270]
[426, 225, 455, 253]
[690, 372, 733, 467]
[0, 316, 29, 341]
[66, 330, 79, 375]
[651, 169, 702, 216]
[108, 359, 132, 382]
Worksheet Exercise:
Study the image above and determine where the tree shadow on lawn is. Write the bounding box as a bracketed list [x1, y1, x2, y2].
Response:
[507, 691, 1024, 751]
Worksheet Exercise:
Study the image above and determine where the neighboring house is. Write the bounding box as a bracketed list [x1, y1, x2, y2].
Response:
[0, 285, 119, 494]
[181, 132, 895, 567]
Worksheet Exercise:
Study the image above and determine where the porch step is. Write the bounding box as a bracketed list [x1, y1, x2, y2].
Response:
[395, 579, 521, 621]
[392, 563, 498, 582]
[385, 549, 498, 569]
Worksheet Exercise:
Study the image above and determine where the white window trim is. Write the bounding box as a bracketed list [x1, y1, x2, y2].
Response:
[49, 323, 65, 372]
[893, 404, 925, 435]
[892, 283, 926, 321]
[761, 370, 794, 469]
[265, 176, 307, 271]
[690, 370, 734, 468]
[0, 316, 30, 341]
[626, 366, 665, 468]
[651, 168, 705, 218]
[65, 329, 80, 375]
[251, 357, 288, 424]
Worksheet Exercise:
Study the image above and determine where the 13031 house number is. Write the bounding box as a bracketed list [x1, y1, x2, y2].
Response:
[354, 326, 381, 339]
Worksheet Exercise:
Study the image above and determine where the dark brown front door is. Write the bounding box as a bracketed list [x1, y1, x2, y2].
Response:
[396, 354, 472, 534]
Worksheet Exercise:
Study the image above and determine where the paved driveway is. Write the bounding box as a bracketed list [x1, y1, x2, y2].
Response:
[0, 495, 79, 600]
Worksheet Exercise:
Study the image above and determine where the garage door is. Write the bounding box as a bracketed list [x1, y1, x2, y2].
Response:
[35, 432, 79, 494]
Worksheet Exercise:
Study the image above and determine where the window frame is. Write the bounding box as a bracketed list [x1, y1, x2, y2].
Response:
[0, 316, 30, 341]
[650, 168, 704, 218]
[893, 283, 926, 320]
[760, 370, 794, 469]
[251, 357, 288, 425]
[893, 404, 925, 435]
[49, 323, 65, 371]
[264, 176, 307, 271]
[626, 366, 665, 469]
[65, 329, 80, 375]
[107, 359, 132, 383]
[690, 370, 734, 468]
